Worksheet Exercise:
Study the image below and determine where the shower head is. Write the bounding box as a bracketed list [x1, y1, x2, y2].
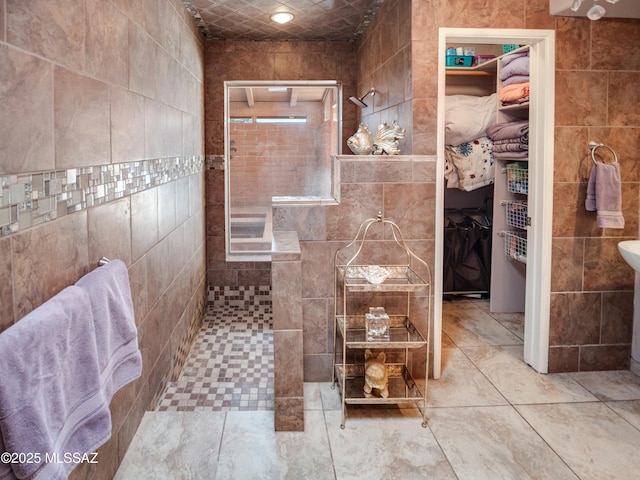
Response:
[349, 96, 368, 108]
[349, 87, 375, 108]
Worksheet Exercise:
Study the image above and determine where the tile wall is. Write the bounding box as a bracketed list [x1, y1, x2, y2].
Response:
[0, 1, 206, 478]
[204, 40, 358, 287]
[274, 156, 437, 381]
[271, 231, 304, 430]
[229, 120, 331, 206]
[355, 0, 414, 155]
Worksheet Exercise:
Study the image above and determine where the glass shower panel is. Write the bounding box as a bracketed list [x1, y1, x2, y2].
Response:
[225, 81, 341, 256]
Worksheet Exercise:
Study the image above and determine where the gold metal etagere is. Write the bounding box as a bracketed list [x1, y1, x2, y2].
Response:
[332, 212, 432, 428]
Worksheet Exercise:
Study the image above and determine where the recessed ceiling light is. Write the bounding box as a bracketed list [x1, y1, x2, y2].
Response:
[270, 12, 294, 24]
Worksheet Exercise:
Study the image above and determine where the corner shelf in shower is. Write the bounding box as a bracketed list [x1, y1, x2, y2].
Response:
[333, 213, 431, 428]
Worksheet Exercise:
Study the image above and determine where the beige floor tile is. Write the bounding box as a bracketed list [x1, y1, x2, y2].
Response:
[325, 409, 456, 480]
[116, 298, 640, 480]
[462, 345, 598, 404]
[517, 402, 640, 480]
[443, 308, 523, 347]
[570, 370, 640, 401]
[428, 406, 579, 480]
[488, 311, 524, 340]
[606, 400, 640, 430]
[304, 382, 324, 410]
[114, 411, 225, 480]
[428, 347, 508, 407]
[215, 410, 334, 480]
[319, 382, 343, 411]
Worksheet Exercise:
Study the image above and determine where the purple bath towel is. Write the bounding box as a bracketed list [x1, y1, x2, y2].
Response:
[585, 162, 625, 229]
[492, 150, 529, 160]
[75, 259, 142, 401]
[500, 55, 530, 82]
[486, 120, 529, 142]
[0, 286, 111, 480]
[492, 141, 529, 153]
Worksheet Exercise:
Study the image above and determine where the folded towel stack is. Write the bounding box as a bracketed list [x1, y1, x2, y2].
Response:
[585, 162, 625, 229]
[499, 51, 529, 106]
[0, 260, 141, 480]
[486, 120, 529, 160]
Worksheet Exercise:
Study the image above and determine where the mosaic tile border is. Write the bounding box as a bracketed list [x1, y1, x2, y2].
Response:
[208, 285, 272, 308]
[205, 154, 225, 170]
[0, 155, 204, 237]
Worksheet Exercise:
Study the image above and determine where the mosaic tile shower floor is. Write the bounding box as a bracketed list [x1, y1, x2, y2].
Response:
[156, 298, 274, 412]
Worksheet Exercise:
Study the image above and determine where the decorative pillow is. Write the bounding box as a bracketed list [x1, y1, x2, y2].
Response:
[444, 152, 460, 189]
[445, 136, 495, 192]
[445, 93, 497, 146]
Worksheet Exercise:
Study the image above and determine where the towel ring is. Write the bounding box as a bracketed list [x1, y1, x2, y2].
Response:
[589, 141, 618, 165]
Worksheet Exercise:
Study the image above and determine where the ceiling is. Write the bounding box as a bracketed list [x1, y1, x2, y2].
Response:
[181, 0, 386, 41]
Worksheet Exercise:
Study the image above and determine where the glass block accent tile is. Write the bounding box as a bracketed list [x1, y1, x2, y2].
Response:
[0, 155, 204, 237]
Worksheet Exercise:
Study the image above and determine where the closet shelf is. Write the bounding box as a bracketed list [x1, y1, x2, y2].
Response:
[499, 102, 529, 112]
[446, 69, 496, 77]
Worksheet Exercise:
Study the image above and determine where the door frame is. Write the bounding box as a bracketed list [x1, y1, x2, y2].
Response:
[434, 28, 555, 378]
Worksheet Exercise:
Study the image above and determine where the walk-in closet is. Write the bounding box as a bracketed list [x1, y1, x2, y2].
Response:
[435, 28, 556, 378]
[444, 42, 529, 311]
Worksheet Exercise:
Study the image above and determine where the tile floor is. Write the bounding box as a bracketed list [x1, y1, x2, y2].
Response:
[156, 301, 274, 411]
[115, 296, 640, 479]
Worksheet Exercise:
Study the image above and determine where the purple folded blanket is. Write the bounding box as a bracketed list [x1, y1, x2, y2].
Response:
[486, 120, 529, 142]
[494, 134, 528, 145]
[492, 142, 528, 153]
[493, 150, 529, 159]
[500, 55, 530, 82]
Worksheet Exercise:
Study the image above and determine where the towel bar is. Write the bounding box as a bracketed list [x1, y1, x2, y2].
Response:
[589, 141, 618, 165]
[98, 257, 111, 266]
